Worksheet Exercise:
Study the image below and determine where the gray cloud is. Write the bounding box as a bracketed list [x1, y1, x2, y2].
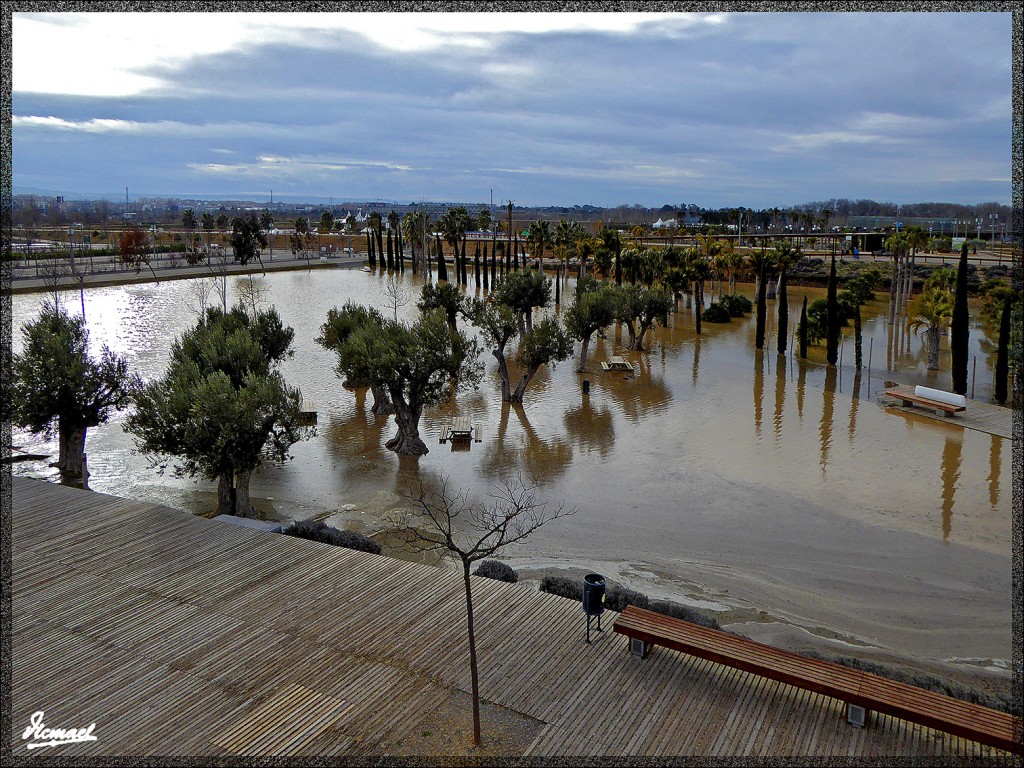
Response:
[12, 11, 1011, 207]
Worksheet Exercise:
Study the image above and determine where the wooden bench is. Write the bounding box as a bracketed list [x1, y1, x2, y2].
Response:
[613, 606, 1021, 754]
[884, 389, 965, 417]
[601, 355, 635, 373]
[439, 416, 481, 444]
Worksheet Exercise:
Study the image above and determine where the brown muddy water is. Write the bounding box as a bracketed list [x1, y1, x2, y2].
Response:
[9, 267, 1014, 685]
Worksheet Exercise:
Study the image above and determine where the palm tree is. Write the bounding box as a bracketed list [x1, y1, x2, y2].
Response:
[908, 286, 954, 370]
[527, 220, 551, 270]
[201, 212, 215, 255]
[438, 206, 471, 279]
[402, 211, 425, 274]
[476, 208, 492, 233]
[885, 231, 911, 322]
[772, 243, 801, 355]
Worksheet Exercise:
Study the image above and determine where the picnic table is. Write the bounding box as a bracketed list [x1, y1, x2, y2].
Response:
[439, 416, 481, 444]
[601, 355, 635, 373]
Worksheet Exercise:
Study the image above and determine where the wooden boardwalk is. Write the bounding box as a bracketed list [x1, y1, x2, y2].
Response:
[9, 477, 1014, 758]
[879, 384, 1013, 439]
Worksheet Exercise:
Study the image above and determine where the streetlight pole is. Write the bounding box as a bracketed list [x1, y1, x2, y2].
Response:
[989, 214, 997, 256]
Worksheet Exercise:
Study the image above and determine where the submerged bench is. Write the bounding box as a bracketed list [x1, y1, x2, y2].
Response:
[613, 605, 1020, 755]
[884, 386, 966, 417]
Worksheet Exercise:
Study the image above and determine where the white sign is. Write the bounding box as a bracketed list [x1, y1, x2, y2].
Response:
[22, 711, 98, 749]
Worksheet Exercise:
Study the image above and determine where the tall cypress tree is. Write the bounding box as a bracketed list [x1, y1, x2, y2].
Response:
[367, 232, 376, 268]
[826, 254, 839, 365]
[482, 243, 489, 290]
[950, 240, 970, 394]
[799, 295, 808, 359]
[776, 267, 788, 355]
[755, 262, 767, 349]
[994, 295, 1011, 404]
[474, 242, 481, 288]
[386, 229, 394, 270]
[436, 234, 449, 281]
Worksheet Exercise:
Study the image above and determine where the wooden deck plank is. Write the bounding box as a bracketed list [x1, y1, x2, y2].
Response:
[10, 476, 1014, 759]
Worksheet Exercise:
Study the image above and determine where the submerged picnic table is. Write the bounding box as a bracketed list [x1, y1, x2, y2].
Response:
[601, 355, 635, 373]
[439, 416, 481, 444]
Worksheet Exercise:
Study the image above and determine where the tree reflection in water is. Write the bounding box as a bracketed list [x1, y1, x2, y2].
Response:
[753, 349, 765, 440]
[848, 370, 862, 445]
[480, 401, 572, 483]
[988, 434, 1001, 510]
[819, 365, 837, 474]
[563, 397, 615, 459]
[940, 434, 963, 541]
[773, 353, 786, 445]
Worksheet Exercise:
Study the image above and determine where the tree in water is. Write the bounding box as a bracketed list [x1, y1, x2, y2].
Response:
[908, 286, 954, 371]
[418, 281, 469, 333]
[12, 299, 137, 485]
[332, 309, 482, 455]
[473, 301, 573, 403]
[825, 254, 839, 365]
[317, 303, 394, 415]
[798, 295, 809, 358]
[491, 270, 551, 334]
[564, 279, 617, 372]
[394, 473, 574, 746]
[125, 305, 309, 517]
[950, 240, 970, 395]
[994, 295, 1011, 404]
[612, 284, 671, 351]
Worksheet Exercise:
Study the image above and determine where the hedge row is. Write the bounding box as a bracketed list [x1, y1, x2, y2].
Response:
[282, 518, 382, 555]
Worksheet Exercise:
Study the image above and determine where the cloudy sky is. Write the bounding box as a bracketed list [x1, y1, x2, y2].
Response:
[11, 10, 1013, 208]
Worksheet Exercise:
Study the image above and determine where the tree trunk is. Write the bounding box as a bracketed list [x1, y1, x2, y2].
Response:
[695, 280, 703, 335]
[217, 471, 234, 516]
[510, 367, 538, 403]
[386, 401, 428, 455]
[462, 561, 482, 747]
[854, 303, 863, 368]
[888, 255, 899, 323]
[370, 383, 395, 415]
[625, 320, 638, 350]
[776, 268, 788, 355]
[234, 469, 256, 518]
[494, 347, 513, 402]
[577, 334, 592, 372]
[926, 326, 940, 370]
[635, 320, 654, 351]
[57, 421, 87, 482]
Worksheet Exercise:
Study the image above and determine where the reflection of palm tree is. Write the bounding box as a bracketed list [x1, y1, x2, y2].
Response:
[940, 435, 962, 541]
[754, 350, 765, 439]
[773, 358, 785, 444]
[848, 370, 862, 444]
[819, 366, 837, 474]
[563, 398, 616, 458]
[691, 336, 701, 388]
[988, 434, 1001, 509]
[796, 358, 807, 420]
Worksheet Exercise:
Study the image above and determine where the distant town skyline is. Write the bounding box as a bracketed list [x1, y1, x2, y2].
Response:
[12, 10, 1013, 208]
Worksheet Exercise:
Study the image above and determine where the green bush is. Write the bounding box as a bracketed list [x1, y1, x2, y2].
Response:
[282, 519, 382, 555]
[474, 560, 518, 583]
[719, 294, 752, 317]
[702, 303, 732, 323]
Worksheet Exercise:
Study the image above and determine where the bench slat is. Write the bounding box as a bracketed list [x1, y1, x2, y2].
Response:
[613, 605, 1020, 755]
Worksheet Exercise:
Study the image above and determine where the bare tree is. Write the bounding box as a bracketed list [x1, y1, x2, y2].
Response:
[393, 474, 575, 747]
[237, 274, 268, 317]
[185, 277, 216, 323]
[380, 273, 412, 321]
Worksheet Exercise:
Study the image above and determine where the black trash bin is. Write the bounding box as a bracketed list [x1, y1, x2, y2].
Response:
[582, 573, 606, 643]
[582, 573, 606, 616]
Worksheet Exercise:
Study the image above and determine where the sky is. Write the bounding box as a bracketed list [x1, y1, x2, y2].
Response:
[10, 10, 1014, 208]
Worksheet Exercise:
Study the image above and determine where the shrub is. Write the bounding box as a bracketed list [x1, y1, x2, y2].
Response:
[282, 518, 382, 555]
[648, 599, 721, 630]
[719, 294, 752, 317]
[474, 560, 518, 583]
[701, 302, 732, 323]
[802, 650, 1019, 716]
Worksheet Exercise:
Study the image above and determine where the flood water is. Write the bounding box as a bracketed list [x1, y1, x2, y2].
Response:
[10, 266, 1014, 673]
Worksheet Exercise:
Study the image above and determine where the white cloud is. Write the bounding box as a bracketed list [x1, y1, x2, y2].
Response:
[13, 11, 725, 97]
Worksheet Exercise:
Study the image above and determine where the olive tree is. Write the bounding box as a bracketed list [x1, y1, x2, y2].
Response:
[491, 270, 551, 334]
[317, 303, 394, 415]
[125, 305, 309, 517]
[333, 309, 483, 455]
[473, 301, 573, 403]
[11, 299, 137, 484]
[564, 280, 617, 372]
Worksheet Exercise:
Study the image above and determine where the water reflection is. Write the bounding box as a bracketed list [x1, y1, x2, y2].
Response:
[940, 435, 963, 541]
[773, 355, 786, 445]
[848, 371, 863, 444]
[819, 366, 837, 474]
[753, 350, 765, 440]
[988, 434, 1001, 510]
[796, 359, 807, 420]
[602, 355, 672, 423]
[481, 402, 572, 482]
[691, 336, 702, 388]
[563, 397, 616, 458]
